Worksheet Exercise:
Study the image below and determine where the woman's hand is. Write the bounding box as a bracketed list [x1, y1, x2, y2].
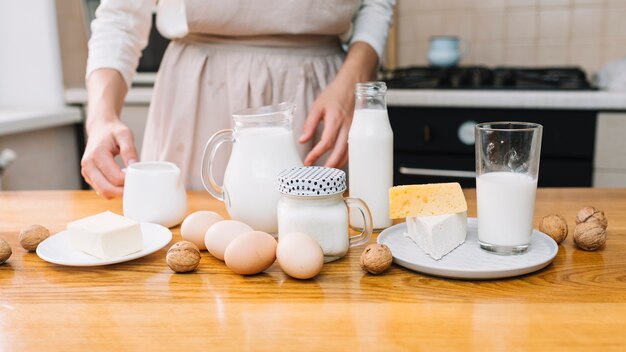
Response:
[81, 118, 138, 199]
[299, 78, 354, 167]
[82, 68, 136, 198]
[299, 42, 379, 168]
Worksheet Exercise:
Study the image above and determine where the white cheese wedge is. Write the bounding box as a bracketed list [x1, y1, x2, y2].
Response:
[68, 211, 144, 259]
[405, 211, 467, 260]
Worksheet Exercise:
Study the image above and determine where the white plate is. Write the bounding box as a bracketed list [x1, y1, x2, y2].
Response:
[36, 222, 172, 267]
[377, 218, 558, 279]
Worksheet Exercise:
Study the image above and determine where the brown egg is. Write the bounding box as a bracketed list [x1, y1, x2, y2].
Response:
[277, 232, 324, 279]
[180, 211, 224, 250]
[204, 220, 253, 260]
[224, 231, 277, 275]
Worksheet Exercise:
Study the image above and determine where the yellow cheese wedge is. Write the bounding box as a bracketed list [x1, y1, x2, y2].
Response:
[389, 183, 467, 219]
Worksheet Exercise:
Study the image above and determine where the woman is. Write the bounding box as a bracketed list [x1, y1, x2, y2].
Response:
[82, 0, 395, 198]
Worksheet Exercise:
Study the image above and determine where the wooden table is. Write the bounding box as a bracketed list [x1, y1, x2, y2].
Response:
[1, 189, 625, 351]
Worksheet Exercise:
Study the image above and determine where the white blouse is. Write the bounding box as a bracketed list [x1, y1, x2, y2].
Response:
[86, 0, 395, 87]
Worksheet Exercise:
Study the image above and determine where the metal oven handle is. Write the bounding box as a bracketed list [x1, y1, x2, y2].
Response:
[398, 167, 476, 179]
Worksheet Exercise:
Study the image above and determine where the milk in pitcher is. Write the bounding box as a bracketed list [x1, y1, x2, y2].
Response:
[223, 127, 302, 233]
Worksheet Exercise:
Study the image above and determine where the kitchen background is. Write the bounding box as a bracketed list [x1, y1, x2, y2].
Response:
[396, 0, 626, 72]
[1, 0, 626, 191]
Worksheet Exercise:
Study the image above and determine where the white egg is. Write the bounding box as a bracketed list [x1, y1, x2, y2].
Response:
[277, 232, 324, 279]
[180, 211, 224, 250]
[204, 220, 253, 260]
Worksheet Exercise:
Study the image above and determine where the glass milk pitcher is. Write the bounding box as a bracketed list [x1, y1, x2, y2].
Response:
[201, 102, 303, 233]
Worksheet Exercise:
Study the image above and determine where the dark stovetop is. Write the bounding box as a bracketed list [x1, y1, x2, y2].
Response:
[382, 66, 594, 90]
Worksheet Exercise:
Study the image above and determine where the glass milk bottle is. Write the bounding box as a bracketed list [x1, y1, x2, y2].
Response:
[201, 102, 303, 234]
[348, 82, 393, 230]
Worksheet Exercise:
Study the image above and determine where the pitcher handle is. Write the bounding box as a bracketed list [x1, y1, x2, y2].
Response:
[345, 197, 373, 247]
[201, 129, 234, 201]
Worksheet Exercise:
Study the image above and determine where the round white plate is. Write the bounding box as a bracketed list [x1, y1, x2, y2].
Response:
[377, 218, 558, 279]
[36, 222, 172, 267]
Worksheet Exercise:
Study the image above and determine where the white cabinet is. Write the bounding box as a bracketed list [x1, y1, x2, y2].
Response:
[0, 107, 82, 190]
[593, 113, 626, 187]
[0, 125, 81, 190]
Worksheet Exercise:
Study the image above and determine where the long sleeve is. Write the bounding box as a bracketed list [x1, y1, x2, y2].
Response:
[86, 0, 155, 87]
[349, 0, 396, 61]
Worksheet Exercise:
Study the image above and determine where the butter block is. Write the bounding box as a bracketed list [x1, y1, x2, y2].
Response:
[389, 183, 467, 219]
[68, 211, 144, 259]
[405, 211, 467, 260]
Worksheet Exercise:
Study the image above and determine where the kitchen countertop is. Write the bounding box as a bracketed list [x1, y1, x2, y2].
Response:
[65, 86, 626, 110]
[1, 189, 625, 350]
[387, 89, 626, 111]
[0, 106, 82, 136]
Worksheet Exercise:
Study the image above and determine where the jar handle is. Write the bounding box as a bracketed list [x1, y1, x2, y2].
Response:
[201, 129, 234, 201]
[345, 197, 373, 247]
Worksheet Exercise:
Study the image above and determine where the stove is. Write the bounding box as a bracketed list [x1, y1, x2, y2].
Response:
[383, 66, 597, 188]
[383, 66, 593, 90]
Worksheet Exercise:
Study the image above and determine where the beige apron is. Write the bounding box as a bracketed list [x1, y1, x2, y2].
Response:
[142, 0, 357, 190]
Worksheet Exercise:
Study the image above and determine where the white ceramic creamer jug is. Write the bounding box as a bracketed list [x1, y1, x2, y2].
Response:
[201, 102, 303, 233]
[123, 161, 187, 228]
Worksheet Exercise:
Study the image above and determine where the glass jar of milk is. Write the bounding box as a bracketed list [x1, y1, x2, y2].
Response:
[277, 166, 373, 262]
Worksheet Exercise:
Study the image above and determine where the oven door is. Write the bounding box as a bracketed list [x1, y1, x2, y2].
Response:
[395, 153, 592, 187]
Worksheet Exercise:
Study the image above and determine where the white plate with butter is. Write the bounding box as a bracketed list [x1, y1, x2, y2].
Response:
[36, 222, 172, 266]
[378, 218, 558, 279]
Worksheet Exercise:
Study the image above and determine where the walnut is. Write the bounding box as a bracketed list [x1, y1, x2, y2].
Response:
[19, 225, 50, 252]
[573, 220, 607, 251]
[166, 241, 201, 273]
[0, 239, 11, 264]
[576, 206, 608, 230]
[538, 214, 568, 244]
[359, 243, 393, 275]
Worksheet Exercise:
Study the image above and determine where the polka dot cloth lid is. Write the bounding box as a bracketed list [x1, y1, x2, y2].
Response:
[278, 166, 346, 196]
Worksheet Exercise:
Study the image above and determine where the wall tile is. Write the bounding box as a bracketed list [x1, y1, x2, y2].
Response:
[505, 44, 537, 65]
[507, 0, 537, 8]
[450, 0, 473, 8]
[415, 44, 430, 65]
[539, 7, 571, 39]
[441, 12, 474, 37]
[537, 44, 569, 64]
[393, 0, 620, 73]
[506, 9, 538, 39]
[473, 11, 506, 39]
[569, 42, 605, 73]
[607, 0, 626, 9]
[538, 0, 571, 7]
[415, 13, 444, 40]
[397, 43, 418, 67]
[573, 0, 605, 5]
[571, 6, 604, 42]
[604, 39, 626, 62]
[410, 0, 453, 11]
[397, 12, 417, 43]
[474, 0, 507, 9]
[397, 0, 423, 12]
[606, 9, 626, 37]
[472, 40, 506, 65]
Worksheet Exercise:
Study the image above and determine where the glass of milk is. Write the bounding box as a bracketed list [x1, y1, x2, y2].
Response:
[475, 122, 543, 255]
